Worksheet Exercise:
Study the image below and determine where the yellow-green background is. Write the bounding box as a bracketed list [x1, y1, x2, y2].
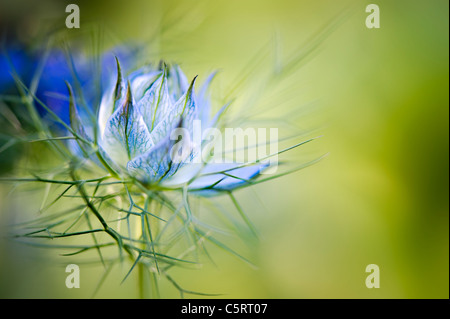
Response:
[0, 0, 448, 298]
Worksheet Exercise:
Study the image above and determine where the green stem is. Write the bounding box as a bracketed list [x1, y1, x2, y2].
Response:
[138, 261, 145, 299]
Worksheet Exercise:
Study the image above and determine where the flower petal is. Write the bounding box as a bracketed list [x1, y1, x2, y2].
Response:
[98, 57, 127, 136]
[101, 83, 153, 167]
[168, 64, 189, 101]
[126, 134, 175, 184]
[197, 71, 217, 127]
[136, 67, 172, 132]
[188, 163, 268, 194]
[147, 76, 198, 145]
[130, 68, 161, 101]
[161, 162, 267, 194]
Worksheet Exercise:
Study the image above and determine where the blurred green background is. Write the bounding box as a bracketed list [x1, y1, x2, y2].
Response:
[0, 0, 448, 298]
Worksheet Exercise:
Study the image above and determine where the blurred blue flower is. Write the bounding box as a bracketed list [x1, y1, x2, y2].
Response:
[1, 42, 136, 124]
[0, 45, 35, 93]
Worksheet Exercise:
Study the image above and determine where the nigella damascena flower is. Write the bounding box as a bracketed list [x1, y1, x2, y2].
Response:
[69, 59, 267, 195]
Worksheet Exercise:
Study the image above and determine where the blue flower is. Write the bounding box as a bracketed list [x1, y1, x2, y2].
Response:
[0, 46, 34, 92]
[69, 59, 267, 195]
[1, 43, 136, 124]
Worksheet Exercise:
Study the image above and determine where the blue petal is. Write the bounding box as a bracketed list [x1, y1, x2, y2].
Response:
[101, 83, 153, 167]
[98, 57, 127, 136]
[147, 76, 198, 145]
[136, 68, 172, 132]
[126, 135, 175, 184]
[162, 162, 267, 194]
[197, 71, 217, 127]
[66, 82, 121, 172]
[130, 69, 161, 101]
[168, 65, 189, 101]
[188, 163, 268, 195]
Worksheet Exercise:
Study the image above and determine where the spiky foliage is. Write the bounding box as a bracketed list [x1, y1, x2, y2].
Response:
[0, 13, 345, 296]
